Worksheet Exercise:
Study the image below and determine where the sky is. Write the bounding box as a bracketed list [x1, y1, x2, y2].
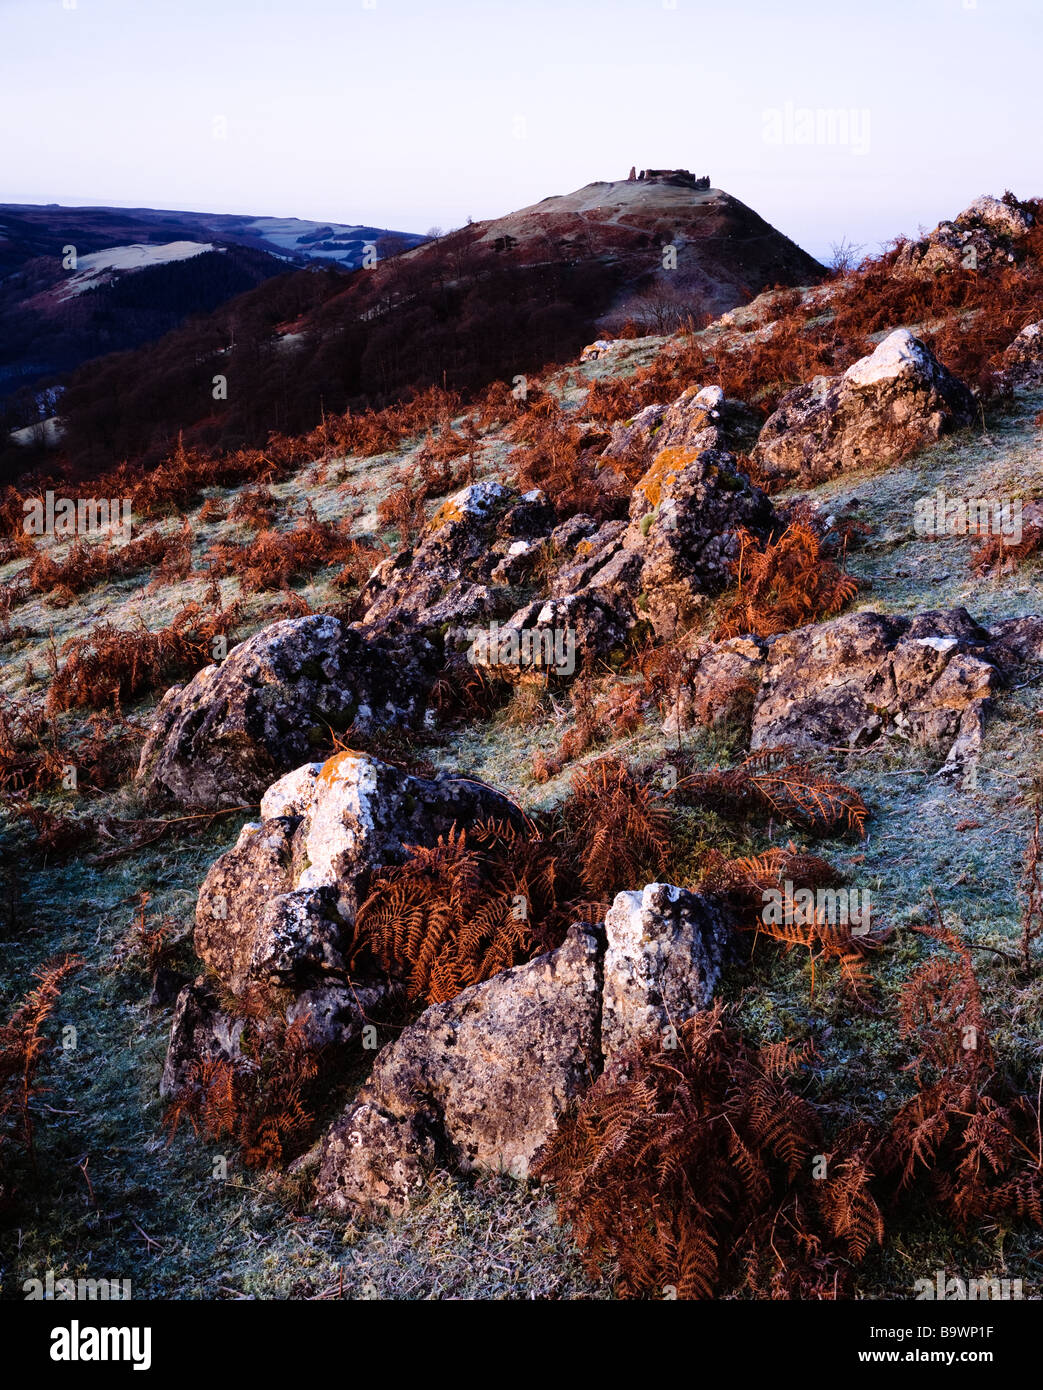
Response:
[1, 0, 1039, 261]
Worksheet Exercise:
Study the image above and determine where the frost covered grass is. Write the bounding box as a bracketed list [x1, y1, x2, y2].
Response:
[3, 331, 1043, 1298]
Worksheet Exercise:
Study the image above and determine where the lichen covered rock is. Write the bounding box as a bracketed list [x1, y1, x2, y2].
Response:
[315, 923, 604, 1216]
[749, 609, 997, 766]
[315, 881, 729, 1218]
[752, 330, 975, 486]
[136, 615, 434, 810]
[192, 751, 519, 1003]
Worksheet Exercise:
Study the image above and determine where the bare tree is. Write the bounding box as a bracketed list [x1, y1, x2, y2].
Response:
[828, 237, 866, 276]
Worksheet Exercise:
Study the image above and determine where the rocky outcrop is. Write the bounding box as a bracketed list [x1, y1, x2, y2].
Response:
[192, 752, 519, 1003]
[580, 339, 621, 363]
[600, 384, 760, 468]
[465, 590, 632, 681]
[360, 481, 555, 638]
[663, 607, 1043, 765]
[751, 330, 976, 486]
[548, 520, 630, 598]
[894, 195, 1035, 277]
[136, 615, 435, 810]
[749, 609, 997, 768]
[470, 445, 775, 676]
[315, 924, 604, 1216]
[161, 750, 522, 1095]
[999, 321, 1043, 388]
[315, 882, 728, 1218]
[621, 446, 775, 638]
[983, 615, 1043, 680]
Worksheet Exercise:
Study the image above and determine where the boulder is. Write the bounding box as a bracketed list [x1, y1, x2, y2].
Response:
[466, 591, 632, 681]
[160, 978, 244, 1098]
[985, 615, 1043, 679]
[192, 752, 519, 1001]
[360, 481, 553, 637]
[162, 750, 521, 1094]
[662, 634, 768, 736]
[749, 609, 998, 766]
[315, 923, 604, 1216]
[600, 385, 760, 468]
[751, 330, 976, 486]
[621, 446, 776, 637]
[529, 448, 776, 651]
[999, 321, 1043, 388]
[600, 883, 729, 1067]
[894, 195, 1034, 277]
[315, 881, 728, 1217]
[136, 615, 434, 810]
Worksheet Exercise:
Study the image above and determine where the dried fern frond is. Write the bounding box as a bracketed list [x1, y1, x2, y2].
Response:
[699, 844, 883, 1001]
[877, 905, 1043, 1228]
[165, 1012, 321, 1171]
[535, 1004, 881, 1299]
[713, 523, 857, 640]
[673, 748, 868, 838]
[559, 757, 670, 899]
[0, 956, 81, 1202]
[353, 819, 570, 1005]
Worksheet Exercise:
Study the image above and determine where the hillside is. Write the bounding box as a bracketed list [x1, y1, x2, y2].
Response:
[0, 202, 427, 277]
[0, 202, 427, 452]
[4, 171, 824, 486]
[463, 169, 825, 322]
[2, 189, 1043, 1303]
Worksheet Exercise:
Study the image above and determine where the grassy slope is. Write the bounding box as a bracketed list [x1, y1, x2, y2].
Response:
[2, 325, 1042, 1300]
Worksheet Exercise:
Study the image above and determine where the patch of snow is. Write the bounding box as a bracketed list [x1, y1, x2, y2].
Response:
[58, 241, 216, 298]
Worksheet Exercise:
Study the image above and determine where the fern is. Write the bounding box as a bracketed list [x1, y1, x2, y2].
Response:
[558, 757, 670, 899]
[165, 1010, 321, 1171]
[534, 1004, 883, 1299]
[713, 523, 857, 639]
[352, 820, 570, 1005]
[877, 906, 1043, 1228]
[673, 748, 868, 838]
[0, 956, 80, 1206]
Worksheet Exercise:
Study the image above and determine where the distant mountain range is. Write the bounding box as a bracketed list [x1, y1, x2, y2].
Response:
[0, 202, 428, 421]
[0, 202, 427, 277]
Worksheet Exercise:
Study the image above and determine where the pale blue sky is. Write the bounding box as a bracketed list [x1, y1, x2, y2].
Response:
[1, 0, 1039, 259]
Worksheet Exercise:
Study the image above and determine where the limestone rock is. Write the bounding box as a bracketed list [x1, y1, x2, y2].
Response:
[192, 752, 518, 1001]
[468, 590, 632, 681]
[549, 519, 629, 597]
[315, 880, 729, 1217]
[749, 609, 997, 761]
[136, 616, 433, 811]
[315, 924, 604, 1216]
[160, 979, 244, 1098]
[360, 481, 552, 637]
[663, 634, 767, 736]
[622, 446, 776, 637]
[548, 513, 599, 554]
[600, 883, 729, 1067]
[601, 384, 760, 469]
[751, 330, 975, 486]
[894, 195, 1034, 277]
[536, 447, 774, 649]
[985, 615, 1043, 678]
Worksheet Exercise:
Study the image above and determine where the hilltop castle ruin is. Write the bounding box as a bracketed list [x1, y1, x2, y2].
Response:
[627, 167, 710, 189]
